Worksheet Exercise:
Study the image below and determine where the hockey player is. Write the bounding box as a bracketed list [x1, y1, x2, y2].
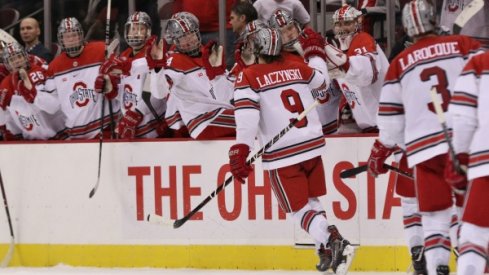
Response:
[45, 17, 120, 140]
[100, 11, 168, 139]
[446, 51, 489, 275]
[0, 42, 65, 140]
[229, 27, 354, 275]
[151, 14, 236, 140]
[331, 4, 389, 133]
[268, 9, 342, 136]
[366, 0, 483, 274]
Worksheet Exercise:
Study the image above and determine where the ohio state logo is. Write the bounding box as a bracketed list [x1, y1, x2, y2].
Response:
[341, 83, 360, 109]
[15, 110, 40, 131]
[69, 81, 96, 108]
[122, 84, 138, 110]
[447, 0, 462, 12]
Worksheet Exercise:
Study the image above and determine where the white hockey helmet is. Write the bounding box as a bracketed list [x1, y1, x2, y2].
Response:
[402, 0, 436, 37]
[251, 27, 282, 58]
[268, 9, 301, 51]
[165, 16, 201, 56]
[125, 11, 152, 49]
[2, 42, 29, 72]
[332, 4, 362, 50]
[57, 17, 84, 57]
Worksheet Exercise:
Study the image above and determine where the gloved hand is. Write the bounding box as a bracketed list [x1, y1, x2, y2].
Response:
[367, 140, 396, 177]
[0, 64, 9, 82]
[0, 88, 13, 110]
[234, 41, 247, 69]
[145, 35, 167, 70]
[202, 40, 226, 80]
[16, 69, 37, 103]
[100, 53, 131, 75]
[94, 73, 119, 100]
[229, 143, 252, 183]
[298, 28, 326, 61]
[0, 125, 20, 141]
[117, 109, 144, 139]
[444, 153, 469, 194]
[155, 118, 169, 137]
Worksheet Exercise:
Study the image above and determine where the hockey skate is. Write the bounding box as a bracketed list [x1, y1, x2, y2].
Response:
[411, 246, 427, 274]
[316, 244, 332, 272]
[327, 225, 355, 275]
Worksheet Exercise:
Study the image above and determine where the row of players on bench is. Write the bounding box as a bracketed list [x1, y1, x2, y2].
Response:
[0, 5, 383, 141]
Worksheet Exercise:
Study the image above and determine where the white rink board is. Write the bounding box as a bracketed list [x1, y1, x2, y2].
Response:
[0, 136, 404, 246]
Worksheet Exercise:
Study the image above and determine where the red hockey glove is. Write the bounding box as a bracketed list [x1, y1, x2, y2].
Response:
[234, 41, 248, 69]
[99, 54, 131, 75]
[0, 64, 9, 83]
[16, 69, 37, 103]
[0, 125, 20, 141]
[117, 109, 144, 139]
[145, 35, 167, 70]
[155, 118, 169, 138]
[202, 40, 226, 80]
[28, 54, 47, 68]
[444, 153, 469, 194]
[229, 143, 252, 183]
[0, 88, 13, 110]
[367, 140, 396, 177]
[94, 73, 119, 100]
[298, 28, 326, 61]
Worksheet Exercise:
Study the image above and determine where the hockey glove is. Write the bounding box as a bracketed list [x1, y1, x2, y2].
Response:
[117, 109, 144, 139]
[298, 28, 326, 61]
[234, 41, 247, 69]
[202, 40, 226, 80]
[155, 118, 169, 138]
[94, 73, 119, 100]
[367, 140, 396, 177]
[16, 69, 37, 103]
[229, 143, 252, 183]
[324, 43, 347, 70]
[0, 88, 13, 110]
[444, 153, 469, 194]
[100, 54, 131, 75]
[0, 64, 9, 82]
[145, 35, 167, 70]
[0, 125, 20, 141]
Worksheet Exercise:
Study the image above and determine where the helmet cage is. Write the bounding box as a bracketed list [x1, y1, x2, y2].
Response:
[3, 42, 29, 72]
[251, 28, 282, 58]
[125, 11, 152, 49]
[165, 18, 201, 56]
[57, 17, 84, 57]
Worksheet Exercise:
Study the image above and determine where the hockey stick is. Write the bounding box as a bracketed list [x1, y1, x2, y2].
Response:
[0, 170, 14, 267]
[453, 0, 484, 34]
[339, 164, 413, 179]
[429, 87, 465, 194]
[142, 91, 163, 124]
[89, 0, 112, 199]
[0, 29, 17, 44]
[149, 100, 321, 229]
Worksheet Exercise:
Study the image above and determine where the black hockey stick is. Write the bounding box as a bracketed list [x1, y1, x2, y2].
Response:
[340, 163, 413, 179]
[0, 170, 14, 267]
[142, 91, 163, 124]
[149, 100, 321, 229]
[453, 0, 484, 34]
[89, 0, 112, 199]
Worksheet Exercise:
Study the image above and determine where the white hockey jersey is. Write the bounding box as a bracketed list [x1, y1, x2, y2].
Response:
[45, 42, 121, 139]
[162, 51, 235, 138]
[378, 34, 482, 167]
[119, 47, 166, 138]
[234, 59, 326, 170]
[338, 31, 389, 130]
[0, 65, 65, 140]
[450, 51, 489, 180]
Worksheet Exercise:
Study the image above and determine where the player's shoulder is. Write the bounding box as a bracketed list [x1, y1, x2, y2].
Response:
[166, 52, 201, 73]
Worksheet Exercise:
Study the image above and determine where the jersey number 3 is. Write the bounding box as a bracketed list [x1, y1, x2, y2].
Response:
[420, 66, 451, 114]
[281, 89, 307, 128]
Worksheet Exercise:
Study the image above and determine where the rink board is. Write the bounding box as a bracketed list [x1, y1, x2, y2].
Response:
[0, 136, 456, 271]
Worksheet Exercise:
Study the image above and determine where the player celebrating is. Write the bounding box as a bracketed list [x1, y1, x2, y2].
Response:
[0, 42, 65, 140]
[331, 4, 389, 133]
[366, 0, 482, 274]
[230, 27, 354, 275]
[45, 17, 120, 139]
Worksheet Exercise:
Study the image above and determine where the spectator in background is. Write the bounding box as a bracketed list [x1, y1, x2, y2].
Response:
[229, 1, 258, 38]
[172, 0, 236, 69]
[253, 0, 310, 28]
[20, 18, 54, 63]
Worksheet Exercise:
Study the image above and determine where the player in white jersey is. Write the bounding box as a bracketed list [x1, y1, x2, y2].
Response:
[0, 42, 65, 140]
[268, 9, 341, 136]
[45, 17, 120, 140]
[102, 11, 168, 139]
[230, 27, 354, 275]
[148, 14, 236, 139]
[331, 4, 389, 133]
[446, 51, 489, 275]
[366, 1, 482, 274]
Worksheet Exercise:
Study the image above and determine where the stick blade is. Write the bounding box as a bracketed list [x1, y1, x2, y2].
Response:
[173, 218, 185, 229]
[452, 0, 484, 34]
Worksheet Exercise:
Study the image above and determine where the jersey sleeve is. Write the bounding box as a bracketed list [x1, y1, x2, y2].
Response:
[150, 69, 170, 100]
[234, 70, 260, 149]
[209, 73, 234, 104]
[449, 54, 481, 154]
[377, 65, 405, 148]
[345, 33, 382, 87]
[32, 67, 61, 114]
